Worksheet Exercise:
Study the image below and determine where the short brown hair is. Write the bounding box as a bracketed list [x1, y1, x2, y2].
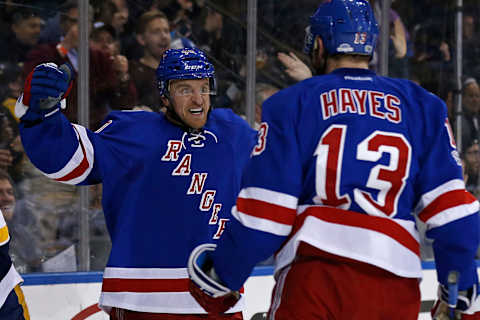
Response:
[136, 10, 169, 35]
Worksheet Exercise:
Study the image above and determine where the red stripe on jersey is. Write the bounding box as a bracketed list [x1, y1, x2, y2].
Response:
[418, 189, 477, 223]
[237, 197, 296, 225]
[55, 130, 90, 182]
[295, 206, 420, 256]
[102, 278, 245, 294]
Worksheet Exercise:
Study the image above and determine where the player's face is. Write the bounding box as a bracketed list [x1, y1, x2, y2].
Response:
[169, 78, 211, 129]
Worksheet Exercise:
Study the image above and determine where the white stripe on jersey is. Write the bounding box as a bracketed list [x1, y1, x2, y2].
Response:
[238, 187, 298, 209]
[99, 291, 244, 314]
[0, 265, 23, 308]
[275, 207, 422, 279]
[415, 179, 465, 213]
[426, 201, 479, 228]
[232, 205, 293, 236]
[99, 267, 244, 314]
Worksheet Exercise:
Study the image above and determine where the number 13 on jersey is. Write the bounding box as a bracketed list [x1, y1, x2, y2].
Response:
[313, 124, 411, 218]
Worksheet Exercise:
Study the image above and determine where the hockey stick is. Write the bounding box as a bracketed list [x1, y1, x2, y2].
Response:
[447, 270, 459, 320]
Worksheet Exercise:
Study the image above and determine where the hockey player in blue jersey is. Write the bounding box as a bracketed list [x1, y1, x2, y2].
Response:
[187, 1, 480, 319]
[0, 208, 29, 320]
[16, 48, 256, 319]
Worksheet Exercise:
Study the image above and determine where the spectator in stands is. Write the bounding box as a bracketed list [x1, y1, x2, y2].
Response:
[190, 1, 246, 71]
[90, 23, 118, 56]
[23, 7, 136, 129]
[93, 0, 117, 28]
[0, 62, 23, 122]
[0, 112, 15, 174]
[163, 0, 200, 34]
[93, 0, 131, 58]
[111, 0, 130, 37]
[460, 77, 480, 145]
[370, 0, 411, 79]
[90, 22, 137, 110]
[463, 138, 480, 199]
[39, 0, 78, 44]
[0, 8, 44, 64]
[410, 18, 452, 95]
[93, 0, 129, 39]
[193, 6, 223, 54]
[0, 170, 43, 273]
[462, 11, 480, 80]
[130, 10, 171, 111]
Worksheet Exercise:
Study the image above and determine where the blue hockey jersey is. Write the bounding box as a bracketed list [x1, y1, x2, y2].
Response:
[19, 108, 257, 313]
[212, 68, 480, 292]
[0, 211, 23, 310]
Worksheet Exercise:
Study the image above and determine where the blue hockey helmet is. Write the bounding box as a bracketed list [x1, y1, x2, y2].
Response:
[156, 48, 216, 96]
[304, 0, 379, 56]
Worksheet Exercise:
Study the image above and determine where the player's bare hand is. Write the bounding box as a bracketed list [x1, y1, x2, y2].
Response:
[277, 52, 312, 82]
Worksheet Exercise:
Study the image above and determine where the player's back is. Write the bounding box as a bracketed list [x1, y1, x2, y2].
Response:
[257, 67, 464, 277]
[270, 68, 457, 221]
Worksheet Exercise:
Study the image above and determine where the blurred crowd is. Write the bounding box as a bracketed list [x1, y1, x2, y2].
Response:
[1, 0, 480, 272]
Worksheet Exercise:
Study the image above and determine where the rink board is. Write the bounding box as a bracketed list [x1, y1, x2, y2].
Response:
[20, 262, 474, 320]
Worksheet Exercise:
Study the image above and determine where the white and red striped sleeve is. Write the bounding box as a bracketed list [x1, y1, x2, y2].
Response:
[416, 179, 479, 229]
[232, 187, 298, 236]
[41, 124, 95, 185]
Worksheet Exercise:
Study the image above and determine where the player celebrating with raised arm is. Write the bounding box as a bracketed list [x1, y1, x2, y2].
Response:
[16, 48, 256, 319]
[187, 1, 480, 319]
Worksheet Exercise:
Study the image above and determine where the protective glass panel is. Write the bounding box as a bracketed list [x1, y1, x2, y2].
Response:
[0, 0, 85, 274]
[1, 0, 478, 274]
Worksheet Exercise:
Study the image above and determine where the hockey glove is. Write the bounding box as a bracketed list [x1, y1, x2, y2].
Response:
[187, 243, 240, 314]
[16, 62, 74, 122]
[432, 282, 480, 319]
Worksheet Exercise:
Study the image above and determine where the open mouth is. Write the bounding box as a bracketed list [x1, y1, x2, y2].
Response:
[189, 107, 204, 115]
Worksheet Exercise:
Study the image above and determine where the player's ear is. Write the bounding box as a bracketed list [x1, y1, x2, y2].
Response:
[314, 36, 324, 59]
[160, 96, 169, 107]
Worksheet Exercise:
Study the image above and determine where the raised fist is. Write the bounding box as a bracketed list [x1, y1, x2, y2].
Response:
[17, 63, 73, 121]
